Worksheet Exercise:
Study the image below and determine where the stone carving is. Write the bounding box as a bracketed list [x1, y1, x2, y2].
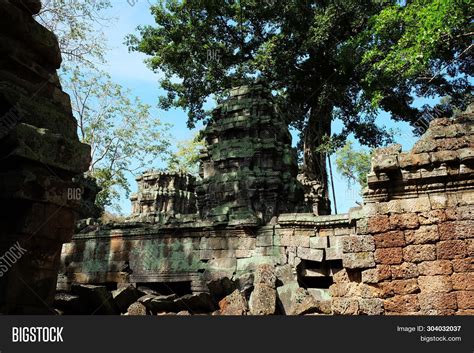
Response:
[129, 170, 196, 222]
[0, 0, 90, 313]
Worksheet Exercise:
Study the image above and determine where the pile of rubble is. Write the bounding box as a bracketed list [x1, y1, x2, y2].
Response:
[55, 264, 332, 315]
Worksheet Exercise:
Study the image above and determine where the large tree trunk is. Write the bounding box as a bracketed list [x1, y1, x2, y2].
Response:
[302, 105, 332, 215]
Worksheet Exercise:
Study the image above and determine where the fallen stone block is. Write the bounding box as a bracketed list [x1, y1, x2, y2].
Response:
[174, 293, 217, 313]
[112, 285, 142, 313]
[138, 294, 179, 313]
[71, 284, 119, 315]
[127, 302, 148, 315]
[249, 283, 276, 315]
[219, 289, 248, 315]
[207, 277, 236, 303]
[254, 263, 276, 288]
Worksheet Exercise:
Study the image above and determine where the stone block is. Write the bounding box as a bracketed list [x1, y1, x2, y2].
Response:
[334, 227, 351, 236]
[390, 262, 419, 279]
[293, 235, 310, 247]
[361, 269, 380, 284]
[374, 231, 405, 248]
[404, 225, 439, 245]
[429, 194, 448, 209]
[389, 213, 420, 230]
[417, 260, 453, 276]
[383, 294, 420, 314]
[380, 279, 419, 297]
[249, 283, 276, 315]
[275, 264, 296, 285]
[237, 237, 256, 250]
[342, 236, 375, 253]
[329, 283, 355, 297]
[219, 289, 248, 315]
[200, 237, 231, 250]
[235, 249, 252, 258]
[403, 244, 436, 263]
[236, 256, 276, 274]
[373, 154, 399, 172]
[377, 265, 392, 281]
[112, 285, 142, 313]
[399, 197, 431, 213]
[418, 292, 457, 311]
[418, 275, 453, 293]
[451, 273, 474, 290]
[358, 298, 384, 315]
[276, 282, 300, 315]
[256, 234, 273, 247]
[437, 240, 467, 259]
[319, 228, 335, 237]
[310, 236, 328, 249]
[439, 221, 474, 240]
[342, 252, 375, 269]
[332, 268, 351, 283]
[127, 302, 148, 315]
[375, 247, 403, 265]
[368, 215, 391, 233]
[297, 247, 323, 262]
[253, 263, 276, 288]
[354, 283, 383, 299]
[418, 210, 447, 225]
[279, 235, 293, 247]
[451, 258, 473, 273]
[331, 298, 359, 315]
[325, 247, 343, 260]
[456, 291, 474, 309]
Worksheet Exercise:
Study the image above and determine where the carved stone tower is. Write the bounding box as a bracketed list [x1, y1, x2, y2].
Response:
[196, 83, 304, 226]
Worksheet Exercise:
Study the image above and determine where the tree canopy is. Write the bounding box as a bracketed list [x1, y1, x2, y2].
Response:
[127, 0, 472, 212]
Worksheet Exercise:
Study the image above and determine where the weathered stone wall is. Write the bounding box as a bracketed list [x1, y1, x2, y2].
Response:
[59, 101, 473, 315]
[0, 0, 90, 313]
[59, 213, 352, 299]
[333, 108, 474, 315]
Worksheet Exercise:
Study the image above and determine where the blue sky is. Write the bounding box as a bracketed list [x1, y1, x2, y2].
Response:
[93, 1, 421, 215]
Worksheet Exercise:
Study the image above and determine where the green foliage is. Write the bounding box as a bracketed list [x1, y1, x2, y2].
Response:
[127, 0, 394, 144]
[67, 68, 172, 211]
[353, 0, 473, 126]
[128, 0, 472, 162]
[36, 1, 175, 213]
[34, 0, 112, 70]
[167, 134, 205, 176]
[335, 141, 372, 189]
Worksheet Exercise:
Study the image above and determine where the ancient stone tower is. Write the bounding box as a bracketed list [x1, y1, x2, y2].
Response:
[196, 84, 304, 226]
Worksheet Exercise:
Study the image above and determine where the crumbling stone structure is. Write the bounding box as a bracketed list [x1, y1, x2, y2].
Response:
[0, 0, 90, 313]
[58, 90, 473, 315]
[332, 108, 474, 315]
[130, 170, 196, 222]
[196, 84, 305, 225]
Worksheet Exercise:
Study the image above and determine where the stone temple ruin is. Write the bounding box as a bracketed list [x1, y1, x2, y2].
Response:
[58, 83, 474, 315]
[0, 0, 473, 315]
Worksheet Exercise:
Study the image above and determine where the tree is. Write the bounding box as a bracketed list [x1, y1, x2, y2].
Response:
[166, 134, 205, 176]
[335, 141, 372, 190]
[354, 0, 472, 129]
[34, 0, 112, 70]
[127, 0, 472, 213]
[68, 68, 172, 211]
